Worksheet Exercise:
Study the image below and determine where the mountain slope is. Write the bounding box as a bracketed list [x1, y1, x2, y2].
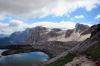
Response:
[0, 23, 90, 45]
[42, 23, 100, 66]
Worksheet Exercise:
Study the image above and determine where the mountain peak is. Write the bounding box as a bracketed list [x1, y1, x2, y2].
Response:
[75, 23, 89, 32]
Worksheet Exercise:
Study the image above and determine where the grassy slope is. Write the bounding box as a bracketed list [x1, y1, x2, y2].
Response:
[44, 53, 76, 66]
[85, 41, 100, 66]
[86, 41, 100, 60]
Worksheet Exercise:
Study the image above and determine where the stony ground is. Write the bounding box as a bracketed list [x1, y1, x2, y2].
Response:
[64, 55, 96, 66]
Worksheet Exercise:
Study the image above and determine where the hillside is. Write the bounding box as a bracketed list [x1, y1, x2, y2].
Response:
[42, 23, 100, 66]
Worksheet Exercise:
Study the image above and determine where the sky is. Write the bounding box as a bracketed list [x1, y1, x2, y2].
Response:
[0, 0, 100, 35]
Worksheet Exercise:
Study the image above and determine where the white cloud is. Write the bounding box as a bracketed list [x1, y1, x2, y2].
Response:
[95, 14, 100, 19]
[0, 20, 77, 35]
[74, 15, 84, 19]
[0, 23, 12, 35]
[31, 22, 76, 29]
[0, 20, 29, 35]
[0, 15, 6, 20]
[0, 0, 99, 17]
[9, 20, 24, 27]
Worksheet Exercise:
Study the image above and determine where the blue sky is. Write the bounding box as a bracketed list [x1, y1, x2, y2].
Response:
[0, 0, 100, 34]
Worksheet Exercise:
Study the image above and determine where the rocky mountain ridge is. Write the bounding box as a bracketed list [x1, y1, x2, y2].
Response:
[0, 23, 90, 45]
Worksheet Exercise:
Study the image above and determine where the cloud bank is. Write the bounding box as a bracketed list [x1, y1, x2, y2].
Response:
[0, 20, 92, 35]
[0, 20, 77, 35]
[0, 0, 99, 18]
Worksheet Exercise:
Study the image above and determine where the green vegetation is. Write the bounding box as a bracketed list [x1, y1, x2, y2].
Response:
[86, 41, 100, 60]
[44, 53, 76, 66]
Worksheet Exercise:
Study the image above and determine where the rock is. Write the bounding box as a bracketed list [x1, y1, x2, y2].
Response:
[75, 23, 89, 33]
[64, 55, 96, 66]
[51, 28, 62, 32]
[90, 23, 100, 38]
[65, 29, 74, 38]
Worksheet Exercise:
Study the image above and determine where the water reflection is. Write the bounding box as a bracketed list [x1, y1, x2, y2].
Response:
[0, 51, 49, 66]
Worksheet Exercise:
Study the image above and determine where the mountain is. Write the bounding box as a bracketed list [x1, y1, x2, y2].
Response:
[0, 34, 10, 45]
[0, 23, 90, 45]
[75, 23, 89, 33]
[48, 23, 90, 42]
[0, 37, 10, 44]
[0, 34, 8, 38]
[43, 23, 100, 66]
[10, 30, 31, 44]
[26, 23, 90, 44]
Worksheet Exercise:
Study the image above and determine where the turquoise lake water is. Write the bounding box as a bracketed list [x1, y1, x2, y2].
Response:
[0, 51, 49, 66]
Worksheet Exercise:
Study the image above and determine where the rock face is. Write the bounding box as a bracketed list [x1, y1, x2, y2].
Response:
[69, 23, 100, 53]
[25, 26, 48, 44]
[90, 23, 100, 38]
[75, 23, 89, 33]
[48, 23, 90, 42]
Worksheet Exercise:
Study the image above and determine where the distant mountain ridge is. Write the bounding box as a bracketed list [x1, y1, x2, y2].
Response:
[0, 23, 90, 46]
[0, 34, 8, 38]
